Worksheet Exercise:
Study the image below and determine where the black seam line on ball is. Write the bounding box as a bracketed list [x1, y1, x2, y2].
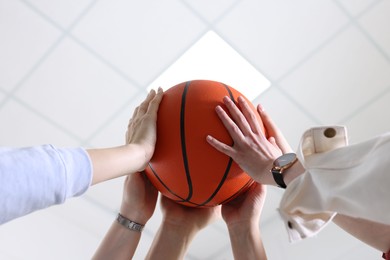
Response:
[197, 157, 234, 207]
[181, 81, 193, 202]
[147, 162, 186, 201]
[222, 83, 235, 146]
[219, 179, 254, 205]
[223, 83, 235, 101]
[196, 83, 237, 207]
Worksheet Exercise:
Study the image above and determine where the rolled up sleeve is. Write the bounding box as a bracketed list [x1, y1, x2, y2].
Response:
[279, 126, 390, 242]
[0, 145, 92, 224]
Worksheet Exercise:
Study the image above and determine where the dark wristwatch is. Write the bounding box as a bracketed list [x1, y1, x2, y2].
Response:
[271, 153, 297, 189]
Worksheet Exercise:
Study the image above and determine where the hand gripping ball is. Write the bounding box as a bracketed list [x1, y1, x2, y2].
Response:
[144, 80, 265, 207]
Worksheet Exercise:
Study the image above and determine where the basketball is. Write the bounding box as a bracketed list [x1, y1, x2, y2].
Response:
[144, 80, 265, 207]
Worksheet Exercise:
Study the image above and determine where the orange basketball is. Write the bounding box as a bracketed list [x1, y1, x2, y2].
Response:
[144, 80, 265, 207]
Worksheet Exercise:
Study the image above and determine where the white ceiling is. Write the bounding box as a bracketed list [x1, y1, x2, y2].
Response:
[0, 0, 389, 259]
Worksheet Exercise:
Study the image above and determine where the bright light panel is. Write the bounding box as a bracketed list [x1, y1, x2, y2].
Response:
[148, 31, 270, 100]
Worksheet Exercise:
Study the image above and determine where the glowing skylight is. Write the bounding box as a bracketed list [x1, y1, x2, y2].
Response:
[148, 31, 270, 100]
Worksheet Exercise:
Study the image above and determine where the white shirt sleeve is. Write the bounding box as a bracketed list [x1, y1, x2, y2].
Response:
[0, 145, 93, 224]
[279, 126, 390, 242]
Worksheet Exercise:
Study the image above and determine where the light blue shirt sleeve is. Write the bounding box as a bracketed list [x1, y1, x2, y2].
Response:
[0, 145, 93, 224]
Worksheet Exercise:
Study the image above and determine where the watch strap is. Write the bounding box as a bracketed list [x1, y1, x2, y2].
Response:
[271, 169, 287, 189]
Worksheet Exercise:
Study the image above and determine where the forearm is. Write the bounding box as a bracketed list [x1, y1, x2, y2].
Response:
[87, 144, 146, 185]
[333, 214, 390, 253]
[145, 221, 198, 260]
[228, 222, 267, 260]
[92, 220, 141, 260]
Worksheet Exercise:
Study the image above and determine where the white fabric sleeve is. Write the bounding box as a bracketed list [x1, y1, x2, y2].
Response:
[279, 126, 390, 242]
[0, 145, 93, 224]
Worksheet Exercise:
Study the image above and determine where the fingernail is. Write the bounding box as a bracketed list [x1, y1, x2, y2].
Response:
[215, 105, 223, 112]
[258, 104, 265, 112]
[223, 96, 232, 103]
[158, 87, 163, 93]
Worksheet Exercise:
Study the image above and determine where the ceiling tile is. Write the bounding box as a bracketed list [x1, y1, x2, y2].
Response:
[85, 176, 125, 213]
[88, 91, 148, 147]
[334, 242, 383, 260]
[44, 196, 115, 239]
[279, 27, 390, 124]
[182, 0, 239, 23]
[186, 221, 232, 259]
[25, 0, 94, 28]
[132, 231, 155, 259]
[337, 0, 378, 16]
[14, 38, 139, 141]
[1, 1, 388, 259]
[0, 99, 80, 147]
[345, 88, 390, 143]
[0, 90, 5, 103]
[358, 0, 390, 57]
[215, 0, 349, 80]
[71, 0, 207, 86]
[0, 0, 61, 89]
[0, 207, 100, 259]
[254, 87, 318, 150]
[261, 185, 284, 222]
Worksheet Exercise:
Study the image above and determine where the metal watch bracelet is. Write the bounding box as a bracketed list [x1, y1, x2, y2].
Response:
[116, 213, 144, 232]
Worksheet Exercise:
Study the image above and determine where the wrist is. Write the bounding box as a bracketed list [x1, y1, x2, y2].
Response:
[123, 143, 149, 172]
[119, 205, 150, 225]
[283, 160, 305, 186]
[267, 153, 306, 188]
[227, 219, 259, 234]
[161, 218, 200, 241]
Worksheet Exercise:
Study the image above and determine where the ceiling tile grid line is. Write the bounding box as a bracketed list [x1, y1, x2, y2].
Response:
[4, 0, 148, 147]
[268, 0, 390, 129]
[0, 0, 103, 143]
[19, 0, 99, 33]
[19, 0, 144, 89]
[180, 0, 241, 30]
[79, 88, 145, 147]
[277, 27, 390, 127]
[0, 59, 145, 149]
[3, 93, 87, 144]
[268, 84, 323, 125]
[273, 0, 384, 85]
[0, 0, 99, 97]
[1, 0, 389, 259]
[70, 0, 209, 87]
[140, 0, 243, 89]
[333, 0, 390, 63]
[181, 0, 279, 87]
[66, 33, 143, 89]
[0, 35, 64, 110]
[337, 84, 390, 124]
[273, 22, 352, 85]
[141, 28, 210, 88]
[337, 0, 384, 18]
[211, 30, 279, 89]
[207, 1, 351, 106]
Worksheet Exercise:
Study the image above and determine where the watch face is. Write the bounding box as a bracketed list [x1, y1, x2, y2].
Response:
[275, 153, 297, 167]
